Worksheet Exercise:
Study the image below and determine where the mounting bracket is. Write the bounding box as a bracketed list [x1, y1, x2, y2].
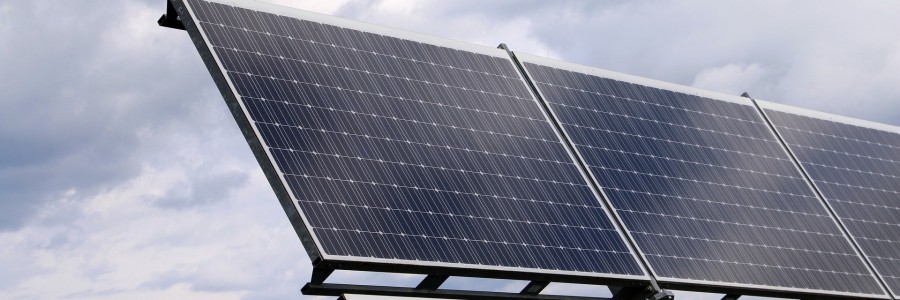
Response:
[721, 294, 740, 300]
[416, 275, 449, 290]
[158, 0, 186, 30]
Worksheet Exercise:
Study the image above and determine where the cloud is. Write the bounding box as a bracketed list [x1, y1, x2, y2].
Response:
[1, 0, 899, 299]
[0, 0, 214, 229]
[691, 63, 770, 96]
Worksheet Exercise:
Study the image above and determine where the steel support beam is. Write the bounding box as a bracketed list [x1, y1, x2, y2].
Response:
[721, 294, 740, 300]
[303, 282, 613, 300]
[157, 0, 186, 30]
[416, 275, 449, 290]
[521, 281, 551, 295]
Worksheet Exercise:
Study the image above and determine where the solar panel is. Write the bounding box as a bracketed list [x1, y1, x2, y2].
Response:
[759, 100, 900, 297]
[175, 0, 648, 281]
[515, 53, 888, 298]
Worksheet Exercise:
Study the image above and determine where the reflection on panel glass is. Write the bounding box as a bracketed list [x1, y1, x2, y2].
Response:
[524, 61, 884, 296]
[185, 0, 645, 277]
[766, 109, 900, 296]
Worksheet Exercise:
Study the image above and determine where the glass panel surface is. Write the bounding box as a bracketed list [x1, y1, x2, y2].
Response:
[523, 61, 884, 296]
[184, 0, 646, 277]
[766, 108, 900, 296]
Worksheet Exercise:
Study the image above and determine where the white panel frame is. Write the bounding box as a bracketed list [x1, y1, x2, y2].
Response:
[757, 100, 900, 135]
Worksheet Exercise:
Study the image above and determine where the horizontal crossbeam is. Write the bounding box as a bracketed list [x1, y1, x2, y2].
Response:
[303, 282, 613, 300]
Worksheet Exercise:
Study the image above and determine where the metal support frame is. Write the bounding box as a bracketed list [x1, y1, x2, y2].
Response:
[609, 286, 673, 300]
[304, 282, 614, 300]
[416, 275, 449, 290]
[157, 0, 186, 30]
[522, 281, 551, 295]
[651, 290, 675, 300]
[311, 267, 335, 285]
[610, 286, 650, 300]
[721, 294, 740, 300]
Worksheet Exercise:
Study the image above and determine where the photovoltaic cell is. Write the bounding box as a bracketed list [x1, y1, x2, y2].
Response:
[180, 0, 647, 278]
[517, 53, 886, 297]
[762, 101, 900, 297]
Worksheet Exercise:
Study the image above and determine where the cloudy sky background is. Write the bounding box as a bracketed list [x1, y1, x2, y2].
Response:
[1, 0, 899, 299]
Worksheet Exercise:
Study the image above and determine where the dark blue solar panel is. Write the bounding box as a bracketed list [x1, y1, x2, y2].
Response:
[521, 59, 885, 296]
[183, 0, 646, 277]
[765, 108, 900, 296]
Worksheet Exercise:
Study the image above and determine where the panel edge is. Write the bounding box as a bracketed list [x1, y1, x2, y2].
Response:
[173, 0, 326, 263]
[756, 99, 900, 135]
[513, 52, 753, 106]
[194, 0, 509, 58]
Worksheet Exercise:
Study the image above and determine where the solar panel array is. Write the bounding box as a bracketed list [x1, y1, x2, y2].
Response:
[761, 102, 900, 297]
[183, 0, 647, 278]
[517, 54, 885, 297]
[172, 0, 899, 297]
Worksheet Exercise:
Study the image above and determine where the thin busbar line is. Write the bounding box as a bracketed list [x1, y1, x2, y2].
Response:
[551, 101, 776, 143]
[644, 253, 876, 278]
[618, 208, 846, 238]
[813, 179, 900, 195]
[578, 143, 804, 180]
[243, 93, 562, 145]
[255, 120, 575, 166]
[826, 197, 900, 211]
[267, 144, 589, 188]
[563, 122, 793, 162]
[315, 226, 632, 256]
[533, 80, 765, 125]
[280, 150, 581, 207]
[298, 200, 616, 233]
[788, 142, 900, 165]
[605, 186, 831, 217]
[802, 161, 900, 180]
[200, 20, 520, 80]
[589, 164, 820, 200]
[776, 124, 900, 151]
[629, 230, 857, 257]
[216, 43, 535, 105]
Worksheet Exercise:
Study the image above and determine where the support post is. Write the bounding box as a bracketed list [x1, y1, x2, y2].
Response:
[311, 267, 334, 285]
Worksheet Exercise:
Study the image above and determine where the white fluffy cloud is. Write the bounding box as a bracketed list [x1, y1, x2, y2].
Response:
[1, 0, 898, 299]
[691, 63, 770, 96]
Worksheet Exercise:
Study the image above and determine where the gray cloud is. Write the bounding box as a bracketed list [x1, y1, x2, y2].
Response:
[1, 0, 898, 299]
[0, 0, 222, 228]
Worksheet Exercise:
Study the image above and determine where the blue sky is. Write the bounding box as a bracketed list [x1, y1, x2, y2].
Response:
[1, 0, 899, 299]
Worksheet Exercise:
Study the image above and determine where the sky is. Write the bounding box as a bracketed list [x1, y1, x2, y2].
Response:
[1, 0, 899, 299]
